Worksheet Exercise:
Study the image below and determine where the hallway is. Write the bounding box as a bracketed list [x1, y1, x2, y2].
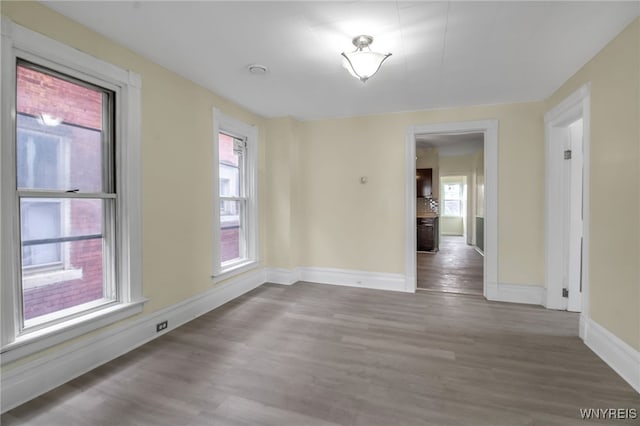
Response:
[417, 236, 483, 295]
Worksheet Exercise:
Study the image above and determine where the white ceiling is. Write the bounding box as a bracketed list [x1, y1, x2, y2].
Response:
[42, 1, 639, 120]
[417, 132, 483, 157]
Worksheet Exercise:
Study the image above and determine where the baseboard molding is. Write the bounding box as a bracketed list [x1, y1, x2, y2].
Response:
[0, 268, 265, 413]
[299, 267, 410, 293]
[264, 267, 300, 285]
[583, 317, 640, 393]
[579, 314, 587, 339]
[486, 282, 545, 305]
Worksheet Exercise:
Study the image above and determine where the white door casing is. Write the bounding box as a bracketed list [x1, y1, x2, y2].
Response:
[405, 120, 498, 297]
[544, 84, 590, 324]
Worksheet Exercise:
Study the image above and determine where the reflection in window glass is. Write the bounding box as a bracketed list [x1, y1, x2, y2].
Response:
[218, 133, 246, 264]
[16, 62, 112, 325]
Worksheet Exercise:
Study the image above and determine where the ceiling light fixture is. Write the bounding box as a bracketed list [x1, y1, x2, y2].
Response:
[248, 64, 269, 75]
[341, 35, 391, 83]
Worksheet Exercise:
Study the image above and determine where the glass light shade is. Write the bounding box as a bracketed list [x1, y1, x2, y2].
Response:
[341, 50, 391, 82]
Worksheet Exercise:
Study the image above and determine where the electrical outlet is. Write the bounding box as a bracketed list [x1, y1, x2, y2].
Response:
[156, 320, 168, 332]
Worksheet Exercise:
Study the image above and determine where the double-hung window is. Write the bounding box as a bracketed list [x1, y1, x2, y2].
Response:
[443, 183, 464, 217]
[16, 60, 115, 325]
[1, 19, 144, 361]
[212, 110, 258, 278]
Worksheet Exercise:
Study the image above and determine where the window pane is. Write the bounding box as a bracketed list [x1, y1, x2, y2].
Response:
[22, 239, 105, 322]
[16, 64, 105, 193]
[20, 198, 107, 322]
[21, 198, 102, 242]
[21, 200, 62, 267]
[220, 200, 245, 263]
[218, 133, 243, 197]
[444, 184, 461, 200]
[443, 200, 462, 216]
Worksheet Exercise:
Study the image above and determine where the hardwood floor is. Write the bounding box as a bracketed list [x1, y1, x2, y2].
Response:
[2, 282, 638, 426]
[418, 235, 483, 295]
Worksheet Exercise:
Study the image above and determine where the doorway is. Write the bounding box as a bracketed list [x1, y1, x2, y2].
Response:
[404, 120, 498, 298]
[544, 84, 590, 323]
[414, 136, 484, 295]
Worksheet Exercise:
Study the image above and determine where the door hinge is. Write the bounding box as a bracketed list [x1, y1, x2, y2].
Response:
[564, 150, 572, 160]
[562, 288, 569, 298]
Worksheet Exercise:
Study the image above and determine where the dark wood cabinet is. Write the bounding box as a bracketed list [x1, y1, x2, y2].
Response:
[417, 217, 439, 252]
[416, 168, 433, 198]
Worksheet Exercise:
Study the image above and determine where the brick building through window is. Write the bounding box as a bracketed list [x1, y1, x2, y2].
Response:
[17, 64, 106, 321]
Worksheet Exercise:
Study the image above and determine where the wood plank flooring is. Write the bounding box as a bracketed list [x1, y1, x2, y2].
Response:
[2, 282, 638, 426]
[418, 236, 483, 295]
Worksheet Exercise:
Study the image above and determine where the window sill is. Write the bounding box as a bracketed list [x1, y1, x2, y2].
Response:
[212, 260, 259, 283]
[1, 298, 148, 365]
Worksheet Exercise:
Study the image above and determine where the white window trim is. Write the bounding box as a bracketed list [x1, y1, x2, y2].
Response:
[0, 18, 146, 364]
[212, 109, 259, 281]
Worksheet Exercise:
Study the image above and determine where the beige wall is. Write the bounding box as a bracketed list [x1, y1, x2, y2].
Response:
[1, 2, 268, 366]
[292, 102, 545, 284]
[265, 117, 302, 269]
[440, 216, 464, 236]
[439, 153, 475, 176]
[546, 19, 640, 350]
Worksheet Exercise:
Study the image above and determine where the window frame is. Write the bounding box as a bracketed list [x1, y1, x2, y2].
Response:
[212, 109, 259, 280]
[442, 182, 464, 217]
[0, 18, 146, 363]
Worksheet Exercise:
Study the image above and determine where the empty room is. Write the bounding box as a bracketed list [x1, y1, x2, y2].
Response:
[1, 1, 639, 425]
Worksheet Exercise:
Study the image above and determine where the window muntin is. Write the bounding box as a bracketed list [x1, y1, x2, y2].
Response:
[15, 60, 115, 329]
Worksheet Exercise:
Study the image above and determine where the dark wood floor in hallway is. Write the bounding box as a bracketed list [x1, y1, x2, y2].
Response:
[3, 282, 638, 426]
[418, 235, 483, 295]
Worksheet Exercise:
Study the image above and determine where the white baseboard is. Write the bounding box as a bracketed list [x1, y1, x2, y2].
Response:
[579, 314, 586, 339]
[486, 282, 545, 305]
[299, 267, 409, 293]
[264, 267, 300, 285]
[582, 317, 640, 393]
[0, 268, 265, 413]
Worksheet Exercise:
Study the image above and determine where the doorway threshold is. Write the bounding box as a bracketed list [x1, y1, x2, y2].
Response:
[416, 287, 484, 297]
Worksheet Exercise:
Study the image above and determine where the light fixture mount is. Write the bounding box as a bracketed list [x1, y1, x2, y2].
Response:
[248, 64, 269, 75]
[341, 34, 391, 83]
[352, 35, 374, 49]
